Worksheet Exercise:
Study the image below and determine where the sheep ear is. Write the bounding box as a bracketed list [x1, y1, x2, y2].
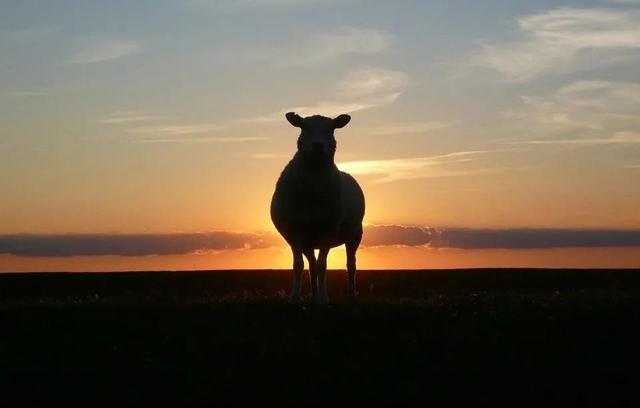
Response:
[333, 114, 351, 129]
[285, 112, 304, 128]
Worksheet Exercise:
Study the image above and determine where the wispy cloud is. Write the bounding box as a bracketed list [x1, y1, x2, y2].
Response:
[131, 136, 268, 144]
[279, 26, 391, 67]
[126, 124, 225, 136]
[99, 112, 173, 124]
[252, 66, 407, 121]
[357, 122, 451, 137]
[246, 153, 289, 159]
[72, 40, 141, 64]
[513, 132, 640, 145]
[338, 150, 506, 183]
[503, 80, 640, 144]
[471, 8, 640, 81]
[337, 66, 406, 99]
[240, 26, 391, 68]
[101, 112, 266, 143]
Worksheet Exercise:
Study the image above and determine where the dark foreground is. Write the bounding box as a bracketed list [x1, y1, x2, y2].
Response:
[2, 269, 640, 406]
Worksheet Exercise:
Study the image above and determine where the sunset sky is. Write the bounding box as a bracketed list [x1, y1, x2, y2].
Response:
[1, 0, 639, 271]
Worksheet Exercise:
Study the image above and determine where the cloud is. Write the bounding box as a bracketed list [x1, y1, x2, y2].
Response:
[131, 136, 268, 143]
[337, 150, 505, 182]
[240, 26, 391, 68]
[252, 66, 407, 121]
[356, 122, 451, 137]
[125, 123, 267, 143]
[362, 225, 640, 249]
[101, 112, 252, 140]
[99, 113, 269, 142]
[3, 227, 640, 257]
[362, 225, 440, 247]
[72, 41, 140, 64]
[513, 132, 640, 145]
[101, 112, 267, 143]
[126, 124, 225, 136]
[0, 232, 280, 257]
[336, 66, 406, 99]
[503, 80, 640, 144]
[99, 112, 173, 124]
[472, 8, 640, 81]
[278, 26, 391, 67]
[246, 153, 289, 159]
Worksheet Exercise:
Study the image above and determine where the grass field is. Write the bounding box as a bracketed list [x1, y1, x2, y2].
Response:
[2, 269, 639, 406]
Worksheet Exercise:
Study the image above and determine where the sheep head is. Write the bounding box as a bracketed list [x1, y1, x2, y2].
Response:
[286, 112, 351, 165]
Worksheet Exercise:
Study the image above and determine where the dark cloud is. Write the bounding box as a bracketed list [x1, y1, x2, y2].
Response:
[0, 232, 280, 257]
[1, 227, 640, 257]
[363, 225, 640, 249]
[362, 225, 438, 247]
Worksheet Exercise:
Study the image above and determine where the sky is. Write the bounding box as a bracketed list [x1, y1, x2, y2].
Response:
[1, 0, 639, 271]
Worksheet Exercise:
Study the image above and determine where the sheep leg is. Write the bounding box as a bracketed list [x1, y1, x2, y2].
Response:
[346, 243, 357, 300]
[316, 247, 330, 304]
[290, 247, 303, 302]
[303, 249, 318, 301]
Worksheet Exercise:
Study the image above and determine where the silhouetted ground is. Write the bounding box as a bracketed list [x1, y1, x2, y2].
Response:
[1, 269, 640, 406]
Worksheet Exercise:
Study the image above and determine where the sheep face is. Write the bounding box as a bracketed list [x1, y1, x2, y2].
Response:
[286, 112, 351, 163]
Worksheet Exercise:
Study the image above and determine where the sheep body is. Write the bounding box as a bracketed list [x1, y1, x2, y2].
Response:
[271, 155, 364, 249]
[270, 113, 365, 303]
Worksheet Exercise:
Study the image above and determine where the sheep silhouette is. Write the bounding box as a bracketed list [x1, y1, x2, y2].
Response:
[271, 112, 365, 303]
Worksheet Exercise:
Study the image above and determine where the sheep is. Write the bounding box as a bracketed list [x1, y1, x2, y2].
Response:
[270, 112, 365, 303]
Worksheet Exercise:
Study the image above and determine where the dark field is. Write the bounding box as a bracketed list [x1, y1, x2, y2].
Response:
[2, 269, 640, 406]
